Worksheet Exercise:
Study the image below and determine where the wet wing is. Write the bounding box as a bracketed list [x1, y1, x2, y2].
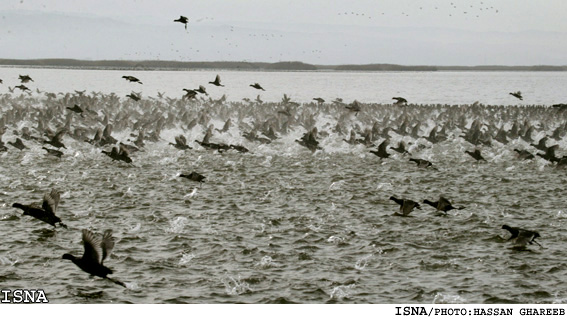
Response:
[100, 229, 115, 264]
[42, 188, 60, 214]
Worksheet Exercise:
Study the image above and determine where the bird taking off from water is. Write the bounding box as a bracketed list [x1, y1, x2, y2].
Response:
[174, 16, 189, 30]
[502, 225, 542, 249]
[62, 229, 126, 287]
[13, 188, 67, 228]
[509, 91, 523, 100]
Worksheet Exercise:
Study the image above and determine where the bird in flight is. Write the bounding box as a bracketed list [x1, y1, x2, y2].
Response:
[209, 74, 224, 87]
[174, 16, 189, 30]
[250, 83, 265, 91]
[509, 91, 523, 100]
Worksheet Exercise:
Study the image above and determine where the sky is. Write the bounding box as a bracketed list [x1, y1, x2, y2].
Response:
[0, 0, 566, 65]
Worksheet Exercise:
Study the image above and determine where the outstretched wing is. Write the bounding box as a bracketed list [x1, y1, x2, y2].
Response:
[53, 129, 66, 143]
[175, 135, 187, 146]
[101, 229, 115, 264]
[82, 229, 103, 264]
[42, 188, 60, 214]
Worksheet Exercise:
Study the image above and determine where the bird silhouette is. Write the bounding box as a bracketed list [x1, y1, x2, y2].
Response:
[174, 16, 189, 30]
[509, 91, 523, 100]
[209, 74, 224, 87]
[13, 189, 67, 228]
[62, 229, 126, 287]
[250, 83, 265, 91]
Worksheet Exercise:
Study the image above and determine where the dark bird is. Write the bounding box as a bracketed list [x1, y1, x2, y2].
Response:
[250, 83, 265, 91]
[126, 92, 141, 101]
[102, 146, 133, 163]
[465, 149, 486, 161]
[66, 104, 84, 115]
[313, 97, 325, 104]
[44, 129, 66, 149]
[530, 136, 549, 152]
[391, 141, 408, 154]
[389, 196, 421, 216]
[15, 85, 31, 92]
[195, 85, 208, 96]
[180, 172, 206, 184]
[229, 144, 249, 153]
[345, 100, 361, 115]
[19, 75, 34, 83]
[295, 128, 321, 152]
[502, 225, 541, 248]
[169, 135, 192, 150]
[174, 15, 189, 30]
[183, 89, 197, 99]
[509, 91, 523, 100]
[8, 138, 27, 150]
[62, 229, 126, 287]
[43, 147, 63, 158]
[370, 140, 390, 159]
[209, 74, 224, 87]
[122, 76, 142, 84]
[12, 189, 67, 228]
[409, 158, 432, 168]
[536, 144, 560, 163]
[392, 97, 408, 105]
[423, 196, 464, 213]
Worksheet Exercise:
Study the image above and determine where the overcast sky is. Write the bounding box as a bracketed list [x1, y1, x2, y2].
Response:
[1, 0, 566, 65]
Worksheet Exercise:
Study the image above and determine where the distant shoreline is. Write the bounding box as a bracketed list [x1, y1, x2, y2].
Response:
[0, 59, 566, 72]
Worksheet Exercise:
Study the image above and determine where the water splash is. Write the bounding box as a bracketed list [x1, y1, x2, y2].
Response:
[222, 275, 251, 296]
[179, 252, 195, 265]
[329, 284, 355, 300]
[432, 292, 467, 304]
[355, 254, 373, 271]
[167, 216, 188, 233]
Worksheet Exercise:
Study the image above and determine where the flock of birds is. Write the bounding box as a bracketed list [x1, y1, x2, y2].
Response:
[1, 68, 566, 288]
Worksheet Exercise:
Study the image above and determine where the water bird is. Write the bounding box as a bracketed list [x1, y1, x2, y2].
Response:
[122, 76, 143, 84]
[195, 85, 208, 96]
[392, 97, 407, 105]
[169, 135, 192, 150]
[536, 144, 560, 163]
[15, 85, 31, 92]
[180, 172, 206, 184]
[43, 129, 66, 149]
[102, 146, 132, 163]
[12, 188, 67, 228]
[19, 75, 34, 83]
[183, 89, 197, 99]
[409, 158, 432, 168]
[174, 15, 189, 30]
[465, 149, 486, 161]
[423, 196, 464, 213]
[370, 140, 390, 159]
[502, 225, 541, 248]
[229, 144, 249, 153]
[62, 229, 126, 287]
[530, 136, 549, 152]
[216, 119, 231, 133]
[208, 74, 224, 87]
[295, 128, 321, 152]
[345, 100, 361, 115]
[313, 97, 325, 104]
[126, 92, 141, 101]
[389, 196, 421, 216]
[509, 91, 523, 100]
[250, 83, 265, 91]
[66, 104, 84, 115]
[8, 138, 27, 150]
[43, 147, 63, 158]
[391, 141, 408, 154]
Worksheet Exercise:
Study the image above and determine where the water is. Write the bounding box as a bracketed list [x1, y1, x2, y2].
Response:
[1, 67, 566, 105]
[1, 68, 567, 304]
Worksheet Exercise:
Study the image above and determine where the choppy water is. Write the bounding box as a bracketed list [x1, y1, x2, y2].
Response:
[1, 68, 567, 304]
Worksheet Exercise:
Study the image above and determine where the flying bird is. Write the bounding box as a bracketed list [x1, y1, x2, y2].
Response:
[122, 76, 142, 84]
[209, 74, 224, 87]
[250, 83, 265, 91]
[502, 225, 542, 249]
[174, 16, 189, 30]
[62, 229, 126, 287]
[12, 189, 67, 228]
[509, 91, 523, 100]
[392, 97, 408, 105]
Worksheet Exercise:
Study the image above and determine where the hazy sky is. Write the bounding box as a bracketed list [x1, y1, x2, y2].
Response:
[1, 0, 566, 65]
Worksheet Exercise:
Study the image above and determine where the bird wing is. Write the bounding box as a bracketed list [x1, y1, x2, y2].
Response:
[53, 129, 66, 142]
[100, 229, 115, 264]
[175, 135, 187, 146]
[401, 200, 416, 215]
[437, 197, 451, 211]
[215, 75, 221, 83]
[513, 230, 532, 247]
[82, 229, 103, 264]
[42, 189, 60, 214]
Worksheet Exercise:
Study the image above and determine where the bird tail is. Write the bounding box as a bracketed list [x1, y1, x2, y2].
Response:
[107, 277, 127, 288]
